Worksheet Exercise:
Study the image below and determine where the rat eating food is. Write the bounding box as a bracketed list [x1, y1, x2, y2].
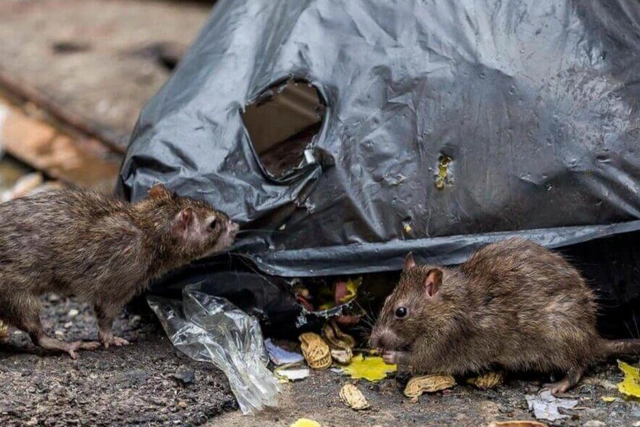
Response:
[371, 238, 640, 394]
[0, 184, 237, 358]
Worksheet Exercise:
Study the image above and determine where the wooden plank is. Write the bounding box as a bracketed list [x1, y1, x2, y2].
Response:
[0, 95, 120, 192]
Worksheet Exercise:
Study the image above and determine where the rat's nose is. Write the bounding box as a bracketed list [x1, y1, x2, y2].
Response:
[370, 329, 383, 348]
[370, 328, 395, 350]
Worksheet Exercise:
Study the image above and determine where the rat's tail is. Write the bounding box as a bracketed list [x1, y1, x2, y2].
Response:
[600, 338, 640, 358]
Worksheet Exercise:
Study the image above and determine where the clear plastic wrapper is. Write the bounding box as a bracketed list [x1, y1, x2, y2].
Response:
[147, 284, 280, 415]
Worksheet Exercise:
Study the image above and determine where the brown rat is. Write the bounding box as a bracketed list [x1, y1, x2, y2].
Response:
[370, 238, 640, 394]
[0, 183, 237, 358]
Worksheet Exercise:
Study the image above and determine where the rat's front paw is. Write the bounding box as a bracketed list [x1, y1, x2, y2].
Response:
[382, 350, 408, 365]
[99, 331, 130, 349]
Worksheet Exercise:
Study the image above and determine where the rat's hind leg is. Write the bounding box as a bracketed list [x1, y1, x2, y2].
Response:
[9, 293, 100, 359]
[543, 366, 585, 395]
[95, 303, 129, 348]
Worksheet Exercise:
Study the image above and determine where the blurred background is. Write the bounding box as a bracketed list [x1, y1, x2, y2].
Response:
[0, 0, 215, 197]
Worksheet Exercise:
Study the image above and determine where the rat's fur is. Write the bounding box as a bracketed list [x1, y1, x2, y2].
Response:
[0, 184, 237, 358]
[371, 238, 640, 393]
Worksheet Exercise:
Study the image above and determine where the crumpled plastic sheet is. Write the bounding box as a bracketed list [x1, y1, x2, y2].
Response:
[525, 390, 578, 422]
[147, 284, 280, 415]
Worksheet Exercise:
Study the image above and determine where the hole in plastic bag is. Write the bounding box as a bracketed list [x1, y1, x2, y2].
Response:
[242, 78, 326, 179]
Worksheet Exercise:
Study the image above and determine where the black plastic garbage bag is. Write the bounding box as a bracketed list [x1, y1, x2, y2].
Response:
[117, 0, 640, 325]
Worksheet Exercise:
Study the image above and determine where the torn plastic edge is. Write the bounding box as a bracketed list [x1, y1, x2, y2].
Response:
[240, 74, 330, 185]
[294, 292, 360, 328]
[240, 219, 640, 277]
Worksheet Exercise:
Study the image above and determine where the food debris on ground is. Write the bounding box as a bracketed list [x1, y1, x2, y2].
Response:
[330, 347, 353, 365]
[339, 354, 397, 382]
[274, 366, 310, 382]
[290, 418, 321, 427]
[265, 338, 304, 365]
[322, 319, 356, 350]
[403, 374, 456, 398]
[602, 396, 616, 403]
[525, 390, 578, 422]
[466, 371, 504, 389]
[617, 360, 640, 399]
[299, 332, 332, 370]
[339, 383, 370, 410]
[321, 319, 355, 365]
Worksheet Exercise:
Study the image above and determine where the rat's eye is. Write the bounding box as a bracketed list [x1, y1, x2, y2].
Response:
[209, 218, 217, 230]
[395, 307, 408, 319]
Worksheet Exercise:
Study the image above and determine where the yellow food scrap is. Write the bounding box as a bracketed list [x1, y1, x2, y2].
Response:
[617, 360, 640, 398]
[403, 223, 412, 233]
[602, 396, 616, 403]
[435, 154, 452, 190]
[339, 354, 396, 382]
[404, 374, 456, 398]
[338, 277, 362, 304]
[339, 384, 370, 410]
[290, 419, 321, 427]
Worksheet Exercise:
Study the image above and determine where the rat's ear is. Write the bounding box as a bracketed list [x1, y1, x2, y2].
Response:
[424, 268, 443, 298]
[172, 208, 194, 234]
[148, 184, 172, 200]
[404, 252, 416, 270]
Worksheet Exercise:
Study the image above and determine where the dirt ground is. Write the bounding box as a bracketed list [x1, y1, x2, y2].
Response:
[2, 1, 640, 426]
[1, 296, 640, 427]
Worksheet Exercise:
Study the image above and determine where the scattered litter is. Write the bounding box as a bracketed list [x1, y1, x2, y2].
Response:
[600, 380, 619, 390]
[339, 354, 396, 382]
[467, 371, 504, 390]
[299, 332, 332, 370]
[404, 375, 456, 398]
[335, 278, 361, 305]
[330, 347, 353, 365]
[172, 369, 195, 386]
[488, 422, 548, 427]
[322, 319, 356, 350]
[339, 384, 370, 410]
[617, 360, 640, 399]
[265, 338, 304, 365]
[274, 365, 310, 382]
[68, 309, 80, 318]
[582, 421, 606, 427]
[602, 396, 616, 403]
[148, 285, 280, 415]
[525, 390, 578, 422]
[290, 419, 321, 427]
[295, 277, 363, 317]
[321, 319, 355, 365]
